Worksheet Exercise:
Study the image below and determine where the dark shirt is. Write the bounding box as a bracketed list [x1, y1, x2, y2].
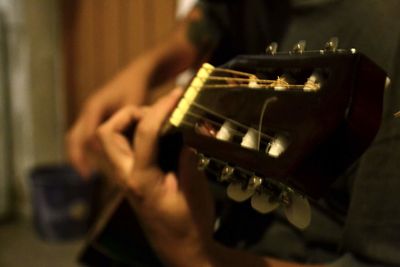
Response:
[199, 0, 400, 266]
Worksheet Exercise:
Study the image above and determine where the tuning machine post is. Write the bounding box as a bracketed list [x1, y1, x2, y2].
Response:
[197, 154, 210, 171]
[265, 42, 278, 55]
[219, 165, 235, 182]
[248, 175, 263, 190]
[292, 40, 306, 54]
[324, 37, 339, 52]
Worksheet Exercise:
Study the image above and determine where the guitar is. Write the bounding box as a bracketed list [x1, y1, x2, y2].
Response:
[79, 40, 387, 266]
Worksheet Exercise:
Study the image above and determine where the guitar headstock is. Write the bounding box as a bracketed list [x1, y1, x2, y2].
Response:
[161, 39, 387, 229]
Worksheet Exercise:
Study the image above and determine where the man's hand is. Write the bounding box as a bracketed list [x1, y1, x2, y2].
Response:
[66, 64, 148, 178]
[96, 88, 216, 266]
[66, 4, 214, 179]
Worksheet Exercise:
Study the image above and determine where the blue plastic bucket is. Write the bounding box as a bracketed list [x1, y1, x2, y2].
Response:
[30, 164, 94, 241]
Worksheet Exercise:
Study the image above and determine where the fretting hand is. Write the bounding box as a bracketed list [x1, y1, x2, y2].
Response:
[95, 88, 216, 266]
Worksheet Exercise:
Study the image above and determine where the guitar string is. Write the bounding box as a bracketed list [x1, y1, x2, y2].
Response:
[172, 69, 289, 141]
[177, 119, 270, 149]
[184, 110, 270, 145]
[201, 65, 315, 86]
[198, 78, 307, 90]
[185, 110, 242, 135]
[211, 67, 255, 77]
[171, 66, 308, 143]
[257, 97, 278, 150]
[206, 76, 275, 84]
[200, 84, 305, 89]
[210, 66, 313, 89]
[185, 109, 273, 141]
[200, 66, 311, 88]
[189, 101, 275, 140]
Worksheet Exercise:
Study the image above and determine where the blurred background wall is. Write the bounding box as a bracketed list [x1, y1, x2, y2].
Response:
[62, 0, 177, 126]
[0, 0, 185, 218]
[0, 0, 63, 218]
[0, 2, 12, 218]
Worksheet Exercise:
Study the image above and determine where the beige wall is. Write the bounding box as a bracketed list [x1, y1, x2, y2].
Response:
[62, 0, 177, 125]
[0, 0, 64, 216]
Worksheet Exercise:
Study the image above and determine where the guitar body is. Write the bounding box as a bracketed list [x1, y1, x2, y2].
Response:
[80, 194, 163, 267]
[79, 51, 386, 266]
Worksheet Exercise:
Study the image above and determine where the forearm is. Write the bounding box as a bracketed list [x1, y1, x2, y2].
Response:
[96, 6, 208, 105]
[94, 32, 196, 105]
[140, 4, 217, 89]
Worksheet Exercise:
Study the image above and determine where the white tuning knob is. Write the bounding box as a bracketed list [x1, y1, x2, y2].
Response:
[251, 191, 279, 214]
[241, 128, 259, 150]
[227, 182, 255, 202]
[267, 135, 289, 158]
[283, 192, 311, 229]
[216, 121, 235, 141]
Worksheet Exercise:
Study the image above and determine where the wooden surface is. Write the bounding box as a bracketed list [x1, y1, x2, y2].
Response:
[62, 0, 177, 126]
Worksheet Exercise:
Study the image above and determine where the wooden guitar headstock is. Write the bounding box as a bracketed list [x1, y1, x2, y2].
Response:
[160, 41, 387, 228]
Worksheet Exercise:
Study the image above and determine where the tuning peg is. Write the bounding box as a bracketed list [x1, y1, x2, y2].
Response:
[227, 181, 255, 202]
[197, 154, 210, 171]
[267, 135, 289, 158]
[251, 191, 280, 214]
[265, 42, 278, 55]
[219, 165, 235, 182]
[292, 40, 306, 54]
[324, 37, 339, 52]
[216, 121, 235, 141]
[282, 191, 311, 229]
